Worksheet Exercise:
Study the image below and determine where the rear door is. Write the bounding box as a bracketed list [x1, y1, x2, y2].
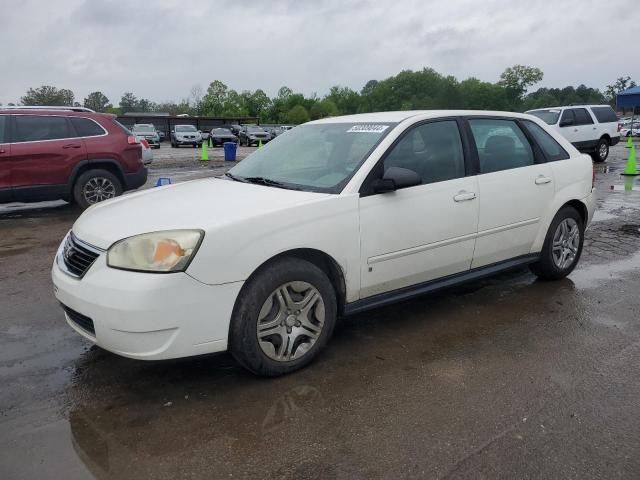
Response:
[10, 115, 88, 200]
[0, 114, 11, 202]
[467, 117, 555, 268]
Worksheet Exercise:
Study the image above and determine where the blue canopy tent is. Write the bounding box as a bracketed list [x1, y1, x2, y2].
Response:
[616, 86, 640, 122]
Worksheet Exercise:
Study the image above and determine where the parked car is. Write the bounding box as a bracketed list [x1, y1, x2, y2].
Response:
[526, 105, 620, 162]
[229, 124, 242, 136]
[0, 107, 147, 208]
[209, 127, 238, 146]
[239, 125, 271, 146]
[156, 129, 166, 142]
[140, 138, 154, 165]
[620, 122, 640, 137]
[170, 125, 202, 148]
[131, 124, 160, 149]
[53, 110, 595, 376]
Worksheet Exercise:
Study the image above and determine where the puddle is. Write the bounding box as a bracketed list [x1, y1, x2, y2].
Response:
[569, 250, 640, 289]
[591, 210, 618, 222]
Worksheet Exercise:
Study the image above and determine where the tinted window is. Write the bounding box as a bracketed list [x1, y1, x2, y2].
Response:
[14, 115, 71, 142]
[384, 121, 465, 185]
[590, 106, 618, 123]
[0, 115, 7, 143]
[560, 109, 575, 126]
[527, 109, 561, 125]
[469, 119, 534, 174]
[522, 120, 570, 162]
[572, 108, 593, 126]
[71, 117, 105, 137]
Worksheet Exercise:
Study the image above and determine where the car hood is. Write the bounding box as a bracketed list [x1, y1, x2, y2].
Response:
[72, 178, 330, 249]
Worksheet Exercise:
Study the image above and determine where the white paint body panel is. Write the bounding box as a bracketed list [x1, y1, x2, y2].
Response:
[52, 110, 595, 361]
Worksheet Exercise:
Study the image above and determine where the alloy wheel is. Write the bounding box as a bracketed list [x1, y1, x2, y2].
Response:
[552, 218, 580, 269]
[599, 142, 608, 161]
[83, 177, 116, 204]
[257, 281, 325, 362]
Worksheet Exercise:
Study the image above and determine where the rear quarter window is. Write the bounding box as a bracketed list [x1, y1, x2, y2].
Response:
[590, 106, 618, 124]
[71, 117, 106, 137]
[522, 120, 570, 162]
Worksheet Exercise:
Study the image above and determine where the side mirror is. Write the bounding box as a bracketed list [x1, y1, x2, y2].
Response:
[559, 117, 574, 127]
[372, 167, 422, 193]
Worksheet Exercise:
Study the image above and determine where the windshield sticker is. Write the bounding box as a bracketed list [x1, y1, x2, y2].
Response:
[347, 125, 389, 133]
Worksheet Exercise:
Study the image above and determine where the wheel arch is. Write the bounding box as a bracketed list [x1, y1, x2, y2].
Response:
[68, 159, 125, 195]
[563, 199, 589, 225]
[238, 248, 348, 316]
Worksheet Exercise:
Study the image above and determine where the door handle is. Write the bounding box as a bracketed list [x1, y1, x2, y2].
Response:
[0, 149, 5, 154]
[535, 175, 552, 185]
[453, 191, 477, 202]
[62, 144, 82, 149]
[573, 128, 578, 132]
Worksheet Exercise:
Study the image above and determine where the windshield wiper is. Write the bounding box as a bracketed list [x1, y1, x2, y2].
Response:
[224, 172, 247, 183]
[243, 176, 301, 190]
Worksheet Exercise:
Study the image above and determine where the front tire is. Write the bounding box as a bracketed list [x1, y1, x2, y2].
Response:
[530, 206, 584, 280]
[229, 257, 337, 376]
[73, 169, 123, 209]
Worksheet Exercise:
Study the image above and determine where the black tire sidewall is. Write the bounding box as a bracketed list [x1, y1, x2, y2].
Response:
[73, 169, 123, 209]
[532, 206, 584, 280]
[597, 138, 609, 162]
[229, 258, 337, 376]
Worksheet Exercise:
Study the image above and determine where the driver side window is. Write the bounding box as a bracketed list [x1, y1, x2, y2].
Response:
[383, 120, 465, 185]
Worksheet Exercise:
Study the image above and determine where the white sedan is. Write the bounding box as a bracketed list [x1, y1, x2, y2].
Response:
[53, 110, 596, 376]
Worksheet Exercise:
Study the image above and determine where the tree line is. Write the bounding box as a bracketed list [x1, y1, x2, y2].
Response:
[5, 66, 637, 124]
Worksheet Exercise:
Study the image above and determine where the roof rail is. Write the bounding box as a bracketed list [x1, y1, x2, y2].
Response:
[1, 106, 96, 113]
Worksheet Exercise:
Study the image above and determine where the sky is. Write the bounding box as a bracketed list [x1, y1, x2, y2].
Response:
[1, 0, 638, 106]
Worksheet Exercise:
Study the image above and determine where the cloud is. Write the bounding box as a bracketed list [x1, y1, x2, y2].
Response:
[0, 0, 637, 105]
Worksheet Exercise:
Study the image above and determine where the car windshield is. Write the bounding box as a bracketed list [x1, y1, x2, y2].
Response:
[228, 122, 395, 193]
[527, 109, 561, 125]
[133, 124, 155, 133]
[176, 125, 197, 132]
[213, 128, 232, 134]
[247, 126, 264, 133]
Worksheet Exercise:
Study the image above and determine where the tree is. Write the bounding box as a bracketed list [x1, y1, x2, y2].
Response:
[83, 91, 111, 112]
[498, 65, 543, 106]
[605, 76, 637, 103]
[287, 105, 310, 124]
[136, 98, 154, 112]
[21, 86, 75, 106]
[310, 98, 338, 119]
[119, 92, 138, 113]
[189, 84, 203, 114]
[201, 80, 229, 116]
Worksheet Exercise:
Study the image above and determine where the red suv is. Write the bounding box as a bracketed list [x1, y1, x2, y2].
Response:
[0, 107, 147, 209]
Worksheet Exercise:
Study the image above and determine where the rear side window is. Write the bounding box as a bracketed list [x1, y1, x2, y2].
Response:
[71, 117, 106, 137]
[590, 106, 618, 123]
[469, 119, 534, 174]
[0, 115, 7, 143]
[13, 115, 71, 142]
[384, 120, 465, 185]
[572, 108, 594, 126]
[522, 120, 570, 162]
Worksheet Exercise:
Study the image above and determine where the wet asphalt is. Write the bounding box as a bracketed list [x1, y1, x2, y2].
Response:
[1, 144, 640, 479]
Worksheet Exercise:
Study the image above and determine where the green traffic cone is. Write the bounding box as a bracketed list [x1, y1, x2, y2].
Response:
[626, 135, 633, 148]
[208, 136, 213, 148]
[258, 139, 263, 148]
[623, 144, 637, 175]
[201, 141, 209, 161]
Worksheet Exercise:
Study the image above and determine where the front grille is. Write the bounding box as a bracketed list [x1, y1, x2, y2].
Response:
[62, 233, 101, 277]
[62, 304, 95, 335]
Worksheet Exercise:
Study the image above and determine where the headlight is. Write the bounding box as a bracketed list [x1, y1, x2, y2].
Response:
[107, 230, 204, 273]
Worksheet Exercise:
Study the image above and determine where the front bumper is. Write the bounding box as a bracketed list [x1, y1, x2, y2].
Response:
[175, 138, 201, 145]
[52, 239, 243, 360]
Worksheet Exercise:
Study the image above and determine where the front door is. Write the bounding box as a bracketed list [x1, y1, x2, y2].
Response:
[466, 118, 555, 268]
[359, 120, 479, 299]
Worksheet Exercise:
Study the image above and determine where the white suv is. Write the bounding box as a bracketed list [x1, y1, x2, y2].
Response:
[526, 105, 620, 162]
[52, 110, 596, 376]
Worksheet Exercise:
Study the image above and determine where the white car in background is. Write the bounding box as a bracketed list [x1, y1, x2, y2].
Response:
[53, 110, 595, 376]
[620, 122, 640, 137]
[526, 105, 620, 162]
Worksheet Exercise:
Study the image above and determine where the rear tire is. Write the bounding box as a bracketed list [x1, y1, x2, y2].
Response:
[530, 206, 584, 280]
[229, 257, 337, 376]
[592, 137, 609, 163]
[73, 169, 123, 210]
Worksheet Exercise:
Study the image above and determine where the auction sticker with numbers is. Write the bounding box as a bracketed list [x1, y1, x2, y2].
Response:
[346, 125, 389, 133]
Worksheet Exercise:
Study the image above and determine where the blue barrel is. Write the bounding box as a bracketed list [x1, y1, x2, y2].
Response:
[223, 142, 237, 161]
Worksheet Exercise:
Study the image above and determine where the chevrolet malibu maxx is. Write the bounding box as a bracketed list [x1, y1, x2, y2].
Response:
[53, 111, 596, 376]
